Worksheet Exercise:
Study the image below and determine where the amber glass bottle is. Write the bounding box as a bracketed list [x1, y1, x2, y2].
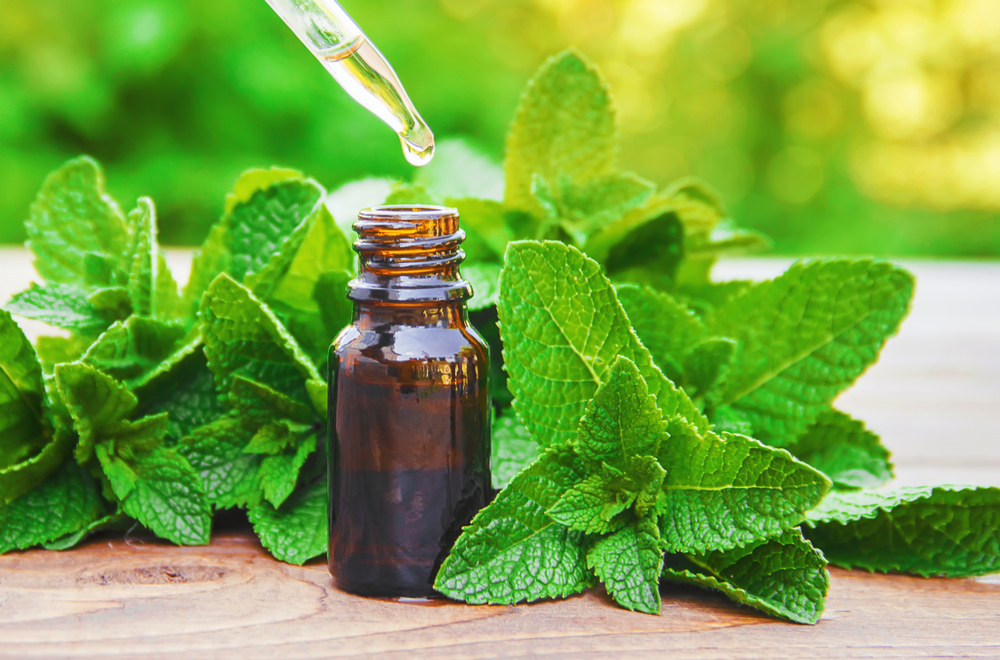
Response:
[328, 205, 491, 597]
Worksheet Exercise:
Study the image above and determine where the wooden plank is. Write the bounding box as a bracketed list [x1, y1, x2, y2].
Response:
[0, 532, 998, 659]
[1, 248, 999, 656]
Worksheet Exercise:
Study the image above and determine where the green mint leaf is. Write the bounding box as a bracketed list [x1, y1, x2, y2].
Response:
[137, 349, 226, 443]
[682, 337, 737, 401]
[227, 178, 325, 283]
[0, 310, 49, 469]
[575, 356, 668, 470]
[414, 138, 504, 202]
[54, 362, 138, 463]
[536, 172, 655, 236]
[124, 198, 157, 317]
[504, 50, 617, 216]
[786, 409, 893, 490]
[547, 465, 635, 534]
[491, 413, 538, 490]
[24, 156, 128, 287]
[177, 416, 262, 509]
[658, 418, 830, 553]
[87, 287, 133, 321]
[6, 283, 113, 335]
[230, 376, 315, 425]
[583, 199, 684, 288]
[435, 443, 596, 603]
[224, 167, 304, 214]
[662, 528, 829, 624]
[0, 460, 104, 553]
[154, 252, 183, 322]
[182, 224, 232, 319]
[269, 204, 354, 313]
[616, 283, 706, 382]
[804, 486, 1000, 577]
[34, 336, 91, 370]
[257, 432, 317, 508]
[706, 259, 914, 445]
[81, 317, 186, 385]
[442, 198, 513, 263]
[95, 443, 210, 546]
[247, 476, 327, 565]
[586, 513, 664, 614]
[497, 240, 706, 449]
[42, 512, 128, 550]
[200, 274, 321, 399]
[463, 262, 501, 312]
[0, 428, 73, 504]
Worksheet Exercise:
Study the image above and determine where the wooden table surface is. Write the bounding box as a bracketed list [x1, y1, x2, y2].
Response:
[1, 249, 998, 659]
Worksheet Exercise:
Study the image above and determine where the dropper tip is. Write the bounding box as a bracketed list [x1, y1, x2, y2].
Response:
[400, 133, 435, 167]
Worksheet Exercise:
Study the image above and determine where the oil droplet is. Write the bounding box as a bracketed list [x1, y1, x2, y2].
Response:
[318, 36, 435, 167]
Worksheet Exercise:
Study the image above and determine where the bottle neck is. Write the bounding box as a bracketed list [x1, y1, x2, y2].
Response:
[353, 300, 468, 329]
[348, 205, 473, 304]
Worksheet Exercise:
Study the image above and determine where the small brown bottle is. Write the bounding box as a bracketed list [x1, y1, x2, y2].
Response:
[328, 205, 491, 597]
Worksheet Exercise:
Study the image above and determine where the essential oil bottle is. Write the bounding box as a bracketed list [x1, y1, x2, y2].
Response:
[328, 205, 491, 597]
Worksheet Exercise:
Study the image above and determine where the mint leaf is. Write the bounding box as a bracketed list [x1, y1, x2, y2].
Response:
[574, 356, 667, 470]
[81, 317, 186, 385]
[786, 409, 892, 490]
[124, 198, 157, 317]
[536, 172, 654, 237]
[224, 167, 304, 214]
[34, 336, 91, 370]
[583, 199, 684, 288]
[269, 204, 354, 313]
[707, 259, 914, 445]
[414, 138, 504, 202]
[182, 224, 232, 319]
[0, 429, 72, 504]
[248, 476, 327, 565]
[154, 252, 183, 322]
[616, 283, 706, 382]
[6, 283, 115, 335]
[0, 310, 49, 469]
[230, 376, 315, 425]
[177, 417, 262, 509]
[682, 338, 737, 401]
[804, 486, 1000, 577]
[200, 274, 321, 399]
[547, 466, 635, 534]
[95, 443, 211, 546]
[435, 444, 596, 603]
[54, 362, 139, 463]
[497, 241, 706, 449]
[658, 418, 830, 553]
[24, 156, 128, 287]
[662, 528, 829, 624]
[138, 351, 226, 443]
[313, 271, 354, 340]
[42, 512, 128, 550]
[587, 513, 664, 614]
[504, 50, 617, 216]
[227, 178, 325, 283]
[0, 460, 104, 553]
[257, 432, 317, 508]
[491, 413, 538, 490]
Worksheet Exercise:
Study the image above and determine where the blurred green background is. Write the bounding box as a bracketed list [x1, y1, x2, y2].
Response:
[2, 0, 999, 256]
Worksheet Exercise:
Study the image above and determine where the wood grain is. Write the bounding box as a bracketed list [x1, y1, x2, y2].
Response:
[0, 532, 998, 659]
[1, 249, 999, 657]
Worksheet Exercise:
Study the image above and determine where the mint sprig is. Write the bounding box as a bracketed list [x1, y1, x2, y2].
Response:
[1, 48, 998, 626]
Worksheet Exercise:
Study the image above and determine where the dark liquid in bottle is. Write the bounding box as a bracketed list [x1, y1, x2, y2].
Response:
[329, 323, 489, 597]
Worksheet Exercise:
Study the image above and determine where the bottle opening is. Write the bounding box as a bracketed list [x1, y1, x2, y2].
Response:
[349, 205, 472, 303]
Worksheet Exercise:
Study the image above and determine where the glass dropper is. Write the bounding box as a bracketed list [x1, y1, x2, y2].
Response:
[264, 0, 435, 166]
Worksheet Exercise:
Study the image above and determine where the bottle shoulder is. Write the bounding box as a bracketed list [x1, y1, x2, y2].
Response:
[333, 321, 489, 365]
